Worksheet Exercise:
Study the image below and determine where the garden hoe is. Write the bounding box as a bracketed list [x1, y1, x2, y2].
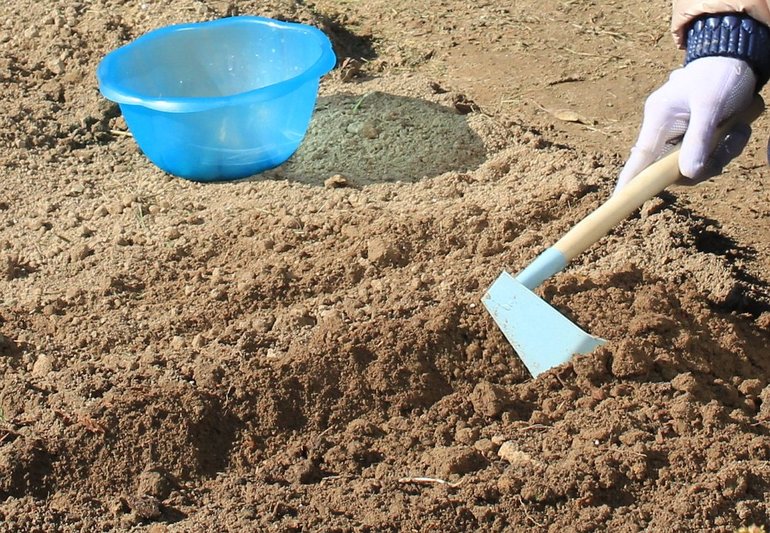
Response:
[483, 96, 765, 378]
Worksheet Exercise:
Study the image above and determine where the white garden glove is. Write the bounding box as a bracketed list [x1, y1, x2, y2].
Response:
[615, 56, 756, 194]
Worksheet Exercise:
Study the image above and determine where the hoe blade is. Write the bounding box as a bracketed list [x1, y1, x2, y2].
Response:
[482, 271, 606, 378]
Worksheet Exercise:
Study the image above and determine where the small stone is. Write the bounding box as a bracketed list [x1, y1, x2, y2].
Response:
[529, 410, 549, 425]
[42, 303, 59, 316]
[71, 244, 93, 262]
[166, 228, 182, 241]
[121, 194, 137, 208]
[324, 174, 349, 189]
[282, 216, 302, 230]
[738, 379, 764, 397]
[359, 120, 379, 139]
[125, 495, 161, 520]
[137, 469, 173, 499]
[139, 350, 160, 366]
[473, 438, 498, 455]
[490, 434, 507, 445]
[191, 334, 206, 349]
[591, 388, 608, 401]
[31, 354, 54, 377]
[94, 205, 109, 218]
[210, 288, 227, 301]
[47, 58, 64, 75]
[29, 219, 45, 231]
[640, 197, 667, 218]
[671, 372, 699, 394]
[107, 202, 124, 215]
[497, 442, 535, 467]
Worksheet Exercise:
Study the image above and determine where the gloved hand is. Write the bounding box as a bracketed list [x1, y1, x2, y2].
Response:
[615, 56, 757, 194]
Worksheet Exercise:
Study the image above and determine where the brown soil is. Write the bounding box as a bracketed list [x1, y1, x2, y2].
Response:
[2, 0, 770, 531]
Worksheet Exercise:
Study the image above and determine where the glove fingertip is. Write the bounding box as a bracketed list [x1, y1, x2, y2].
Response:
[678, 137, 714, 180]
[678, 108, 720, 179]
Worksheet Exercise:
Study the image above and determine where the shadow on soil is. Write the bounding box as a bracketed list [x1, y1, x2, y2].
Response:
[224, 3, 378, 63]
[676, 201, 770, 316]
[261, 92, 488, 186]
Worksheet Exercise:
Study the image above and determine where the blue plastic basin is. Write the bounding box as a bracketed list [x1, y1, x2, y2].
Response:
[97, 16, 336, 181]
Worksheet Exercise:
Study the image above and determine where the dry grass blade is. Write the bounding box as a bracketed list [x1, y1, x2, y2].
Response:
[398, 476, 465, 488]
[517, 495, 544, 527]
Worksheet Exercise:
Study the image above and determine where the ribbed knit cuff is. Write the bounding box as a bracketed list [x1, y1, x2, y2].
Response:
[685, 13, 770, 90]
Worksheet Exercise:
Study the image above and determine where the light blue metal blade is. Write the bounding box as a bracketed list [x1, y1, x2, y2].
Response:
[482, 271, 606, 378]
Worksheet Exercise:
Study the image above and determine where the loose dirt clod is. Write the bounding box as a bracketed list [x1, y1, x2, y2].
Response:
[422, 446, 487, 477]
[125, 495, 162, 520]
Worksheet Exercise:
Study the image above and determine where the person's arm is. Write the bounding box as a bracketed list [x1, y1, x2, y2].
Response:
[615, 3, 770, 193]
[672, 0, 770, 47]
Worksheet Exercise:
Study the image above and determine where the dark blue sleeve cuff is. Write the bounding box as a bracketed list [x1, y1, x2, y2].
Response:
[685, 13, 770, 90]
